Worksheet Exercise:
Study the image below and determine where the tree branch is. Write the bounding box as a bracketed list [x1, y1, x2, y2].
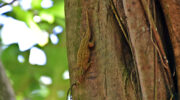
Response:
[0, 0, 17, 8]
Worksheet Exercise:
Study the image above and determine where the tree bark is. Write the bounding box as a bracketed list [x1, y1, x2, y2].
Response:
[0, 62, 15, 100]
[65, 0, 178, 99]
[158, 0, 180, 97]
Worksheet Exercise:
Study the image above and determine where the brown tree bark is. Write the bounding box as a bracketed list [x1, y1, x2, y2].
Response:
[0, 62, 15, 100]
[65, 0, 178, 99]
[158, 0, 180, 98]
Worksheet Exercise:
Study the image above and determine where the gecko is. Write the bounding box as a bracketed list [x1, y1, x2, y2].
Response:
[66, 11, 94, 100]
[75, 11, 94, 84]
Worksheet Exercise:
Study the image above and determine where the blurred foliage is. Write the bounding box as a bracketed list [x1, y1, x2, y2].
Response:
[0, 0, 69, 100]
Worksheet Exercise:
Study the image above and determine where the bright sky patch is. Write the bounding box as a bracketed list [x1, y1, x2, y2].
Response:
[63, 70, 69, 80]
[17, 55, 25, 63]
[41, 0, 53, 9]
[53, 26, 63, 34]
[29, 47, 47, 65]
[50, 34, 59, 45]
[40, 76, 52, 85]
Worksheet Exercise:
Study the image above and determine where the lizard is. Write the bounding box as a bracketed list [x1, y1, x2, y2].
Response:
[75, 10, 94, 85]
[66, 11, 94, 100]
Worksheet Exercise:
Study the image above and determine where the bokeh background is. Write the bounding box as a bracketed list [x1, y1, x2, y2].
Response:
[0, 0, 69, 100]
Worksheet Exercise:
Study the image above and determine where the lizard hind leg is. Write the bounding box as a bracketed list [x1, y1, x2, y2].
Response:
[88, 42, 94, 48]
[83, 62, 92, 72]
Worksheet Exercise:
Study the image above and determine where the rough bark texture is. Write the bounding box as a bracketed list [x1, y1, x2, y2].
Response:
[0, 62, 15, 100]
[65, 0, 178, 99]
[66, 0, 139, 99]
[123, 0, 172, 99]
[159, 0, 180, 98]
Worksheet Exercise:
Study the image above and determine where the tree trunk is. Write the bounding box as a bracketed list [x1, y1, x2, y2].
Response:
[65, 0, 179, 99]
[158, 0, 180, 97]
[0, 62, 15, 100]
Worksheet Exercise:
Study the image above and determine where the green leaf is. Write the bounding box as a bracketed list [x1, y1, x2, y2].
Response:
[31, 0, 43, 10]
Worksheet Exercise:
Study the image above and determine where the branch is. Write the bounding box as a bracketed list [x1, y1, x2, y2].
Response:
[0, 0, 17, 8]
